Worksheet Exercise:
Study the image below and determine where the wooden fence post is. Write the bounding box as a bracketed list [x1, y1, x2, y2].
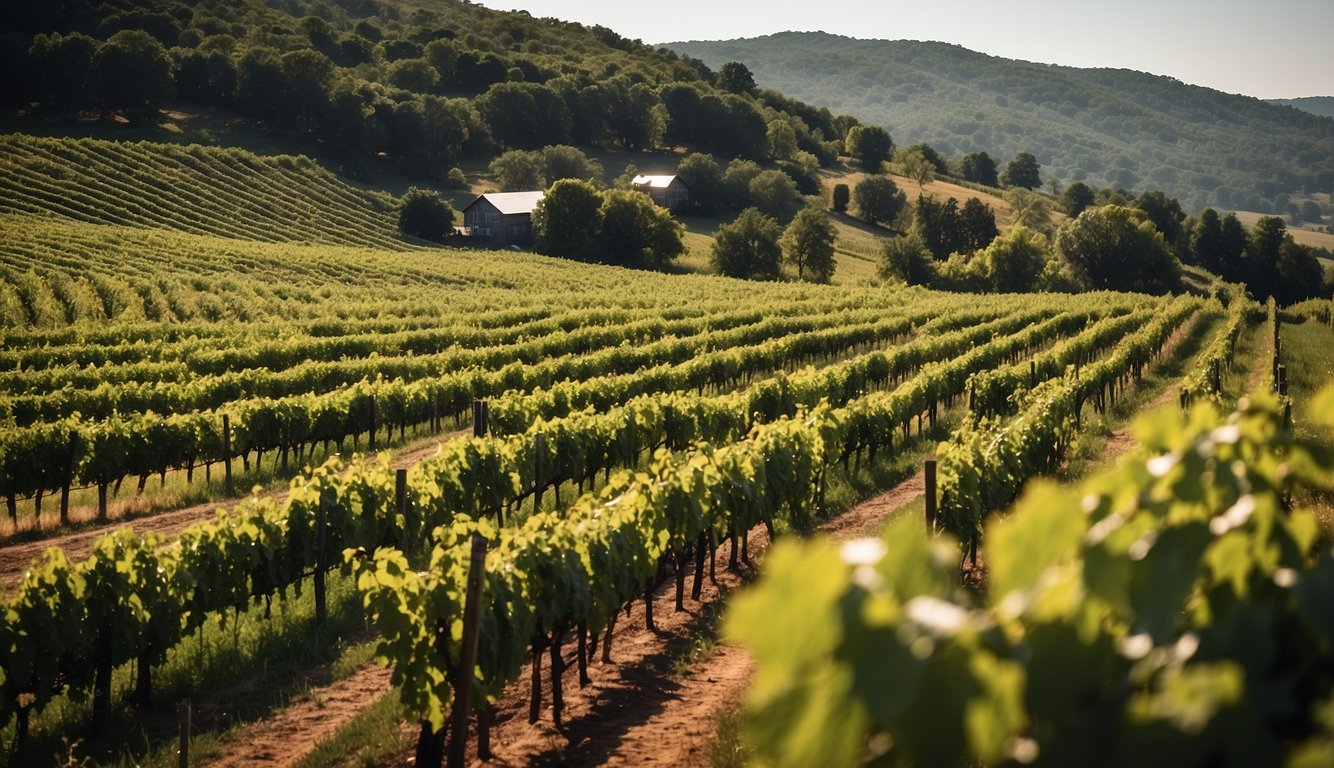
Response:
[314, 497, 327, 626]
[178, 700, 191, 768]
[473, 400, 489, 438]
[533, 433, 546, 512]
[369, 395, 377, 452]
[446, 534, 488, 768]
[60, 432, 79, 527]
[223, 414, 233, 496]
[924, 460, 937, 533]
[396, 468, 411, 555]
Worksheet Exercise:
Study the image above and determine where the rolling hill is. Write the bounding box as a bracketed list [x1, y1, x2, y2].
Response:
[668, 32, 1334, 213]
[1269, 96, 1334, 119]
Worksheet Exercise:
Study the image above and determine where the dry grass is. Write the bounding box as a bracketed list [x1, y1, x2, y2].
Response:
[1231, 210, 1334, 250]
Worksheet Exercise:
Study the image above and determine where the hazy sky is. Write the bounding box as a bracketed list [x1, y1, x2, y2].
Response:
[475, 0, 1333, 99]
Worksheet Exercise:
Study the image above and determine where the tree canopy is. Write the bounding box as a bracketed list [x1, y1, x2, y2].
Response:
[1055, 205, 1180, 294]
[781, 209, 836, 283]
[712, 208, 782, 280]
[1001, 152, 1041, 190]
[853, 175, 906, 227]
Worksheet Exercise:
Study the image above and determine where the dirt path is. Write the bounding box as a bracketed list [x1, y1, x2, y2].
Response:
[1245, 319, 1275, 396]
[1097, 309, 1207, 466]
[0, 432, 466, 590]
[195, 467, 927, 768]
[206, 664, 394, 768]
[463, 468, 927, 767]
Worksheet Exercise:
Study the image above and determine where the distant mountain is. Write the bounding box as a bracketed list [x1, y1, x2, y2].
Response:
[1268, 97, 1334, 120]
[668, 32, 1334, 213]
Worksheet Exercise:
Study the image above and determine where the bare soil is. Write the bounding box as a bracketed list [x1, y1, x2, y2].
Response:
[199, 468, 929, 768]
[0, 432, 465, 591]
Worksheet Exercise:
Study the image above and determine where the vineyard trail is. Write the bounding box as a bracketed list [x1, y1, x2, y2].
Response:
[0, 431, 467, 591]
[205, 468, 928, 768]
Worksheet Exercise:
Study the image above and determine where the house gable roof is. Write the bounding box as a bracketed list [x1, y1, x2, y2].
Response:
[631, 174, 686, 189]
[463, 190, 545, 216]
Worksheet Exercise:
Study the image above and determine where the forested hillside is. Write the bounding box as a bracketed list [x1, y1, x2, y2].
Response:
[2, 0, 846, 182]
[1270, 96, 1334, 120]
[669, 32, 1334, 213]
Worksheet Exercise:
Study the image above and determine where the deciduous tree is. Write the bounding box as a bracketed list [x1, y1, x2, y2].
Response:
[398, 187, 454, 243]
[1001, 152, 1041, 190]
[1055, 205, 1180, 293]
[781, 208, 836, 283]
[845, 125, 893, 172]
[534, 179, 603, 260]
[712, 208, 782, 280]
[853, 175, 905, 227]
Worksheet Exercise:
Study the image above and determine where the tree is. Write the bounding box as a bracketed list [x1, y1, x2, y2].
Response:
[1300, 200, 1324, 224]
[766, 118, 799, 161]
[712, 208, 782, 280]
[831, 183, 850, 214]
[1001, 152, 1041, 190]
[878, 233, 934, 286]
[1133, 190, 1186, 247]
[781, 209, 836, 283]
[853, 175, 906, 227]
[541, 145, 603, 185]
[598, 189, 684, 269]
[29, 32, 97, 111]
[1004, 188, 1054, 234]
[387, 58, 438, 93]
[717, 61, 756, 94]
[1218, 212, 1247, 282]
[534, 179, 603, 260]
[398, 187, 454, 243]
[957, 198, 999, 254]
[899, 148, 935, 188]
[675, 152, 724, 215]
[1062, 182, 1095, 218]
[913, 195, 962, 260]
[845, 125, 893, 172]
[1055, 205, 1180, 294]
[488, 150, 543, 191]
[1244, 216, 1289, 297]
[1190, 208, 1224, 273]
[1274, 240, 1325, 305]
[89, 30, 174, 121]
[721, 159, 763, 211]
[748, 170, 804, 223]
[281, 49, 335, 134]
[982, 226, 1050, 292]
[900, 143, 948, 174]
[960, 152, 998, 187]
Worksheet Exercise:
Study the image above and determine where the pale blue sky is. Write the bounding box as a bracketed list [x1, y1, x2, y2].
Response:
[475, 0, 1333, 99]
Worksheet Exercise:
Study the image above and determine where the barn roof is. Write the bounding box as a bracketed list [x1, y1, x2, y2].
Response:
[463, 191, 545, 215]
[631, 175, 684, 189]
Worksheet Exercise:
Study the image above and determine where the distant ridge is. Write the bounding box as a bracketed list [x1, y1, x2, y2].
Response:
[1268, 97, 1334, 120]
[668, 32, 1334, 212]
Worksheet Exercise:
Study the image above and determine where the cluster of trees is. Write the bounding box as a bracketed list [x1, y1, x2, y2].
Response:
[874, 176, 1332, 303]
[673, 152, 815, 223]
[4, 0, 864, 184]
[533, 179, 683, 269]
[487, 145, 603, 191]
[711, 208, 836, 282]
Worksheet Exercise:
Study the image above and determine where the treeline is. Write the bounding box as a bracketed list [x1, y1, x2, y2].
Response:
[668, 32, 1334, 214]
[1, 0, 856, 182]
[851, 157, 1332, 303]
